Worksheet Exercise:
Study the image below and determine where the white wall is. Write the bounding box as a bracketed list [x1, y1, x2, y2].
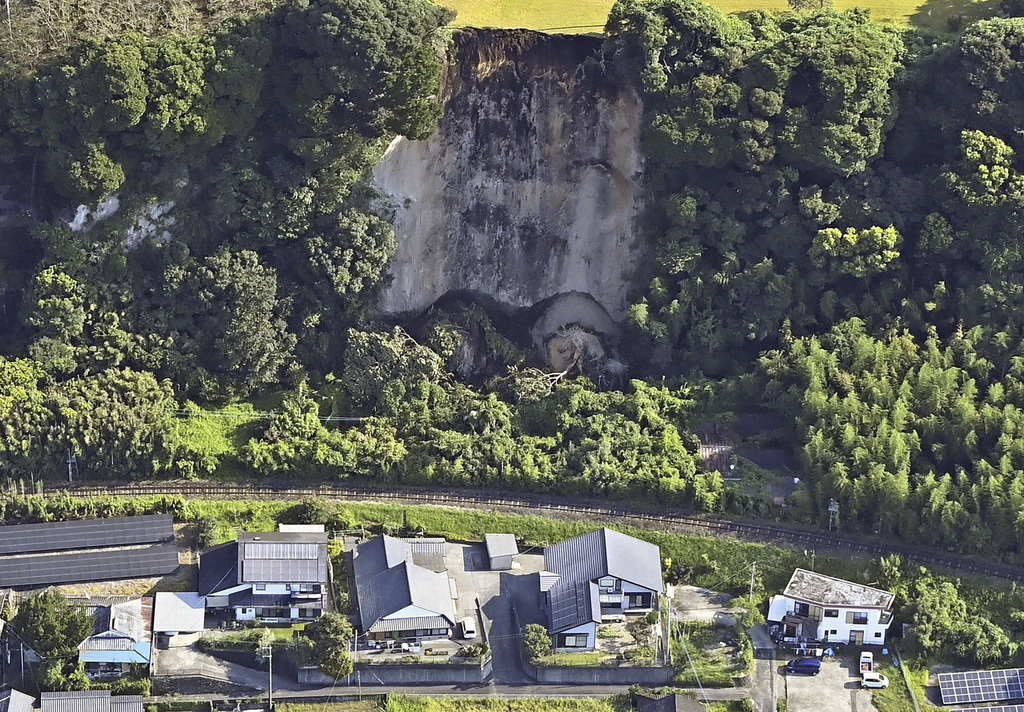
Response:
[553, 621, 598, 651]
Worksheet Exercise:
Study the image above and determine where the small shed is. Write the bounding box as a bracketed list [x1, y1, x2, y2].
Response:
[485, 534, 518, 571]
[153, 592, 206, 647]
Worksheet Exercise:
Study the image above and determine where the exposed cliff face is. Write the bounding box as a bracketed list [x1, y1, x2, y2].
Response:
[373, 29, 644, 319]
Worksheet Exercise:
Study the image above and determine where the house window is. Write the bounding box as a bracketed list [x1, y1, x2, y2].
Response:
[846, 611, 869, 624]
[256, 584, 266, 591]
[824, 609, 839, 618]
[598, 577, 618, 592]
[829, 630, 837, 636]
[874, 632, 882, 638]
[561, 634, 589, 648]
[794, 602, 810, 617]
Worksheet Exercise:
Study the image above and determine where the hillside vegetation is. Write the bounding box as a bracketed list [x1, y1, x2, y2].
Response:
[3, 0, 1024, 565]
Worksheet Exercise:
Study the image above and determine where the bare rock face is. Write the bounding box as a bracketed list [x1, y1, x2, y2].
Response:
[373, 29, 644, 319]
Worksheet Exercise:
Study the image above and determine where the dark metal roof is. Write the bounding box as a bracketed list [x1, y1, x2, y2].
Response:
[548, 580, 600, 633]
[368, 615, 452, 634]
[0, 515, 173, 556]
[544, 528, 663, 633]
[544, 528, 663, 592]
[198, 541, 238, 596]
[0, 545, 180, 589]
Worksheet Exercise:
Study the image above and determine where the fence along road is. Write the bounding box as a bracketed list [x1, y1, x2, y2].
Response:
[45, 481, 1024, 584]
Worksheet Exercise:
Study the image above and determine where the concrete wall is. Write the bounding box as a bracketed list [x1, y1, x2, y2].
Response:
[530, 662, 673, 685]
[299, 658, 493, 686]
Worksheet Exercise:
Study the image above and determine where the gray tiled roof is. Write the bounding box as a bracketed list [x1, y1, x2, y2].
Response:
[353, 535, 411, 580]
[544, 528, 662, 633]
[354, 536, 456, 633]
[407, 538, 447, 572]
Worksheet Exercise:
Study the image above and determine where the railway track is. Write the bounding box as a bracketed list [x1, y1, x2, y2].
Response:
[52, 482, 1024, 584]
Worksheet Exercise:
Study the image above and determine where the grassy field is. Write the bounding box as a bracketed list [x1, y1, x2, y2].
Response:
[385, 697, 627, 712]
[439, 0, 1000, 35]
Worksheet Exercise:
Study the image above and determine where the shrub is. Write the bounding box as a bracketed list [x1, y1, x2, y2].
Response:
[522, 623, 553, 663]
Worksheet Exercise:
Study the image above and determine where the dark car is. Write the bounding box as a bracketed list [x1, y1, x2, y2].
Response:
[786, 657, 822, 675]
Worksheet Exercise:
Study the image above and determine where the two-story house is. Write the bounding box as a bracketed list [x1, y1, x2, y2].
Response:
[352, 535, 457, 642]
[73, 596, 153, 679]
[199, 524, 330, 623]
[540, 528, 663, 651]
[767, 568, 895, 645]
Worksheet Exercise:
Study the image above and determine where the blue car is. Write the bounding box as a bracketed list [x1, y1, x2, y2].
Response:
[786, 657, 822, 675]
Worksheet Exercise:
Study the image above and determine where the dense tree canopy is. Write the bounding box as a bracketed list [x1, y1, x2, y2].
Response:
[5, 0, 1024, 571]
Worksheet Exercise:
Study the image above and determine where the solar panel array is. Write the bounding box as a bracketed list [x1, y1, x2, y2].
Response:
[244, 541, 318, 559]
[0, 514, 174, 555]
[938, 669, 1024, 705]
[0, 545, 180, 588]
[953, 707, 1024, 712]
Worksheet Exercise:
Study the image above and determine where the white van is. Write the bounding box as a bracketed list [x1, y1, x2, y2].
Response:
[461, 616, 477, 639]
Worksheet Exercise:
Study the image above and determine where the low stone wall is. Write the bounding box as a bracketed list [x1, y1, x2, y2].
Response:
[299, 657, 492, 686]
[527, 661, 673, 685]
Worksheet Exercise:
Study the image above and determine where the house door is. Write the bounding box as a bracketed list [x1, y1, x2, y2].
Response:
[849, 631, 864, 644]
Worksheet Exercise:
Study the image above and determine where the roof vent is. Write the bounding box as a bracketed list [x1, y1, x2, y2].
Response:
[253, 536, 261, 541]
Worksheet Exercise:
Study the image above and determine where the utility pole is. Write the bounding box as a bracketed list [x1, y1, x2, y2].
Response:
[749, 561, 756, 602]
[828, 499, 839, 532]
[66, 448, 77, 483]
[259, 643, 273, 711]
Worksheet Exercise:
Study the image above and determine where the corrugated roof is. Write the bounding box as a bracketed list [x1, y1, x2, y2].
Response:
[79, 642, 151, 664]
[0, 515, 173, 556]
[0, 689, 35, 712]
[782, 569, 895, 609]
[367, 615, 452, 633]
[109, 698, 144, 712]
[544, 528, 663, 593]
[41, 691, 143, 712]
[153, 592, 205, 633]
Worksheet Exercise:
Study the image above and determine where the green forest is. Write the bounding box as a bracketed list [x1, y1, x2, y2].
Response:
[3, 0, 1024, 560]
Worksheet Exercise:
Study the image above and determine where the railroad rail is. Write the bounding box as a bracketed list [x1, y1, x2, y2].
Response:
[44, 481, 1024, 584]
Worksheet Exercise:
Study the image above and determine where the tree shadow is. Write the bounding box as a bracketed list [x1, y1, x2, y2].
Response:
[908, 0, 1001, 34]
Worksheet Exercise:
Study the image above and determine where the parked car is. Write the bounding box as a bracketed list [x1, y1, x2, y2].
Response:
[785, 657, 822, 675]
[861, 671, 890, 689]
[461, 616, 477, 639]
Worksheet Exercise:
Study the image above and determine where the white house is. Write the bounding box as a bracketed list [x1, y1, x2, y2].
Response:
[199, 525, 330, 623]
[767, 569, 895, 646]
[541, 528, 663, 651]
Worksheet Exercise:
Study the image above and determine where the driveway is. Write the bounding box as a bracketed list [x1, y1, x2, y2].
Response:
[153, 645, 304, 694]
[784, 654, 879, 712]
